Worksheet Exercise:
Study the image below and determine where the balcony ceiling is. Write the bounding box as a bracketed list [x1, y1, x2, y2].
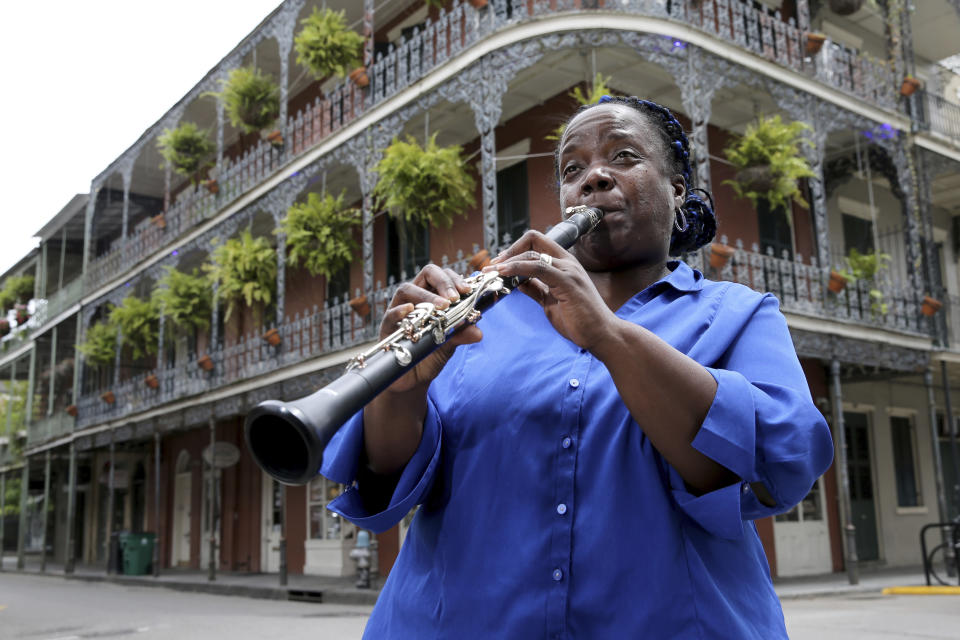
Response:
[836, 0, 960, 65]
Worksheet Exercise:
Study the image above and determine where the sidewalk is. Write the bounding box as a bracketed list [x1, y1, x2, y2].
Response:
[0, 554, 939, 604]
[0, 554, 381, 605]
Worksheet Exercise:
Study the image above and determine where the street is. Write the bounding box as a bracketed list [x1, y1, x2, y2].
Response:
[1, 572, 958, 639]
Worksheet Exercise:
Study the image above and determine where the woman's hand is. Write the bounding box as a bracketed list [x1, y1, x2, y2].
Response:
[485, 230, 618, 352]
[379, 264, 482, 394]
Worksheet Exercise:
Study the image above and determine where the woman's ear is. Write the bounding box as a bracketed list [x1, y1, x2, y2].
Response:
[672, 175, 686, 208]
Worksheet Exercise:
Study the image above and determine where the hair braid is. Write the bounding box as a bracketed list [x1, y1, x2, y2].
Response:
[556, 95, 717, 256]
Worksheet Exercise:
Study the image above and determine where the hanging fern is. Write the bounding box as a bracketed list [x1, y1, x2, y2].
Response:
[723, 115, 816, 212]
[77, 321, 118, 368]
[157, 122, 214, 177]
[152, 266, 213, 334]
[294, 7, 365, 79]
[215, 67, 280, 134]
[373, 133, 476, 229]
[205, 229, 277, 322]
[547, 73, 618, 141]
[109, 295, 159, 359]
[277, 191, 361, 279]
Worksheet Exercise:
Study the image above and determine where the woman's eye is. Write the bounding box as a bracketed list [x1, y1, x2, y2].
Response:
[562, 164, 580, 176]
[615, 150, 637, 160]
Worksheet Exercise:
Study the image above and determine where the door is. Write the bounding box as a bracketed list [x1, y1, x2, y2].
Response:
[774, 476, 831, 576]
[200, 468, 221, 570]
[261, 473, 281, 572]
[171, 451, 192, 567]
[844, 411, 879, 561]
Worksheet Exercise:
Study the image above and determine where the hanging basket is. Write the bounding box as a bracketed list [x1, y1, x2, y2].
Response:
[349, 67, 369, 88]
[709, 243, 736, 270]
[734, 165, 776, 194]
[921, 296, 942, 317]
[828, 0, 864, 16]
[828, 270, 849, 293]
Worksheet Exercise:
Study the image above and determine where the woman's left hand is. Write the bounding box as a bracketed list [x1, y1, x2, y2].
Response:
[484, 229, 618, 351]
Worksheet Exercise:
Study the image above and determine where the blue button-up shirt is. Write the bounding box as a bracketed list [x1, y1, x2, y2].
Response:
[322, 261, 834, 639]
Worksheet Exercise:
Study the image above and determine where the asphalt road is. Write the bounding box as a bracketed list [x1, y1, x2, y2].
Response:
[1, 573, 958, 639]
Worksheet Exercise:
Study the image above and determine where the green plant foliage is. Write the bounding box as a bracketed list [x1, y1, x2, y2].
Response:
[77, 321, 118, 368]
[3, 476, 22, 516]
[277, 191, 361, 279]
[205, 229, 277, 322]
[215, 67, 280, 134]
[373, 133, 476, 229]
[294, 7, 365, 79]
[546, 73, 617, 141]
[152, 267, 212, 334]
[0, 275, 35, 312]
[723, 115, 816, 212]
[109, 295, 159, 359]
[157, 122, 215, 178]
[840, 248, 892, 316]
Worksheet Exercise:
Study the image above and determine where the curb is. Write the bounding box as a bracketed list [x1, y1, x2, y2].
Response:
[881, 586, 960, 595]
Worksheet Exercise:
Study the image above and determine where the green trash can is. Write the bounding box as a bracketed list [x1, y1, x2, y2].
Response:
[122, 533, 155, 575]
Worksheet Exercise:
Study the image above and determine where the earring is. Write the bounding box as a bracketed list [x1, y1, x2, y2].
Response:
[674, 208, 688, 232]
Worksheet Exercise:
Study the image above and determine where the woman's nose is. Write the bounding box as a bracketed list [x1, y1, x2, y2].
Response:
[580, 164, 614, 194]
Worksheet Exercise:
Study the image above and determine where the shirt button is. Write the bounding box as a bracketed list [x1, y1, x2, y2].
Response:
[561, 437, 572, 449]
[569, 378, 580, 388]
[556, 503, 567, 515]
[552, 568, 563, 581]
[742, 483, 751, 495]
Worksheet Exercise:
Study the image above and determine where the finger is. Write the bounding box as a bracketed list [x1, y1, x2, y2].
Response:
[489, 250, 561, 282]
[379, 302, 414, 337]
[413, 264, 460, 302]
[488, 229, 569, 265]
[447, 325, 482, 346]
[392, 281, 454, 311]
[444, 268, 473, 295]
[518, 279, 552, 307]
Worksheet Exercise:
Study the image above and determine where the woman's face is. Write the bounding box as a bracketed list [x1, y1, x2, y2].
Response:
[557, 103, 685, 272]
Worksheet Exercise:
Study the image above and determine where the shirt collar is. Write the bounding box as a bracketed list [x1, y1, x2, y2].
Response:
[660, 260, 704, 293]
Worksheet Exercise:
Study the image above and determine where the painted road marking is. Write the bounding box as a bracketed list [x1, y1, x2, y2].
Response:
[882, 585, 960, 595]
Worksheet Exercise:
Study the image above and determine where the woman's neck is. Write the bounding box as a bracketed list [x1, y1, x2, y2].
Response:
[588, 261, 671, 312]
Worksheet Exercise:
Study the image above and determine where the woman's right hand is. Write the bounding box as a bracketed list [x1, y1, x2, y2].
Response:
[379, 264, 483, 395]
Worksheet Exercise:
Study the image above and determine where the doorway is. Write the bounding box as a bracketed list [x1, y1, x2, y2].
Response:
[260, 473, 281, 572]
[171, 451, 192, 567]
[843, 411, 880, 562]
[774, 476, 831, 575]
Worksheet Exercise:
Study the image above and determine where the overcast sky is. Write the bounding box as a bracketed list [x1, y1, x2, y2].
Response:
[0, 1, 283, 276]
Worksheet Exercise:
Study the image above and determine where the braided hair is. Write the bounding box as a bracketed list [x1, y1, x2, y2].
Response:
[555, 96, 717, 256]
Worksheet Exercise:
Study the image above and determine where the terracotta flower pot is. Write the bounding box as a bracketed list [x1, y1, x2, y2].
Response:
[151, 213, 166, 230]
[805, 32, 826, 56]
[828, 270, 848, 293]
[349, 67, 370, 88]
[263, 327, 282, 346]
[900, 77, 921, 97]
[66, 404, 78, 417]
[921, 296, 942, 317]
[468, 0, 488, 8]
[198, 354, 215, 371]
[100, 390, 115, 405]
[202, 179, 219, 194]
[265, 130, 284, 148]
[145, 374, 160, 389]
[349, 294, 371, 317]
[709, 243, 736, 270]
[468, 249, 492, 272]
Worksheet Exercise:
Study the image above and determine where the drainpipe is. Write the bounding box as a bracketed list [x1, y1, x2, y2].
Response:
[207, 417, 216, 582]
[830, 358, 859, 585]
[40, 450, 50, 572]
[925, 368, 951, 552]
[65, 441, 76, 574]
[941, 360, 960, 517]
[153, 429, 160, 578]
[17, 460, 28, 570]
[0, 471, 6, 572]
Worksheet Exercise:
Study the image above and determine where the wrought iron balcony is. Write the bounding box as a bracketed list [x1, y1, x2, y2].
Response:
[917, 87, 960, 143]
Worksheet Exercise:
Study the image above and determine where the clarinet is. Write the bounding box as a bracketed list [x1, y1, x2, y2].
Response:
[244, 205, 604, 485]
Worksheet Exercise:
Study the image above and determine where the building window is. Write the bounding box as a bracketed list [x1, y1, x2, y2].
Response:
[386, 217, 429, 283]
[496, 160, 529, 245]
[842, 213, 874, 256]
[308, 476, 350, 541]
[775, 478, 824, 523]
[890, 415, 922, 507]
[757, 198, 793, 260]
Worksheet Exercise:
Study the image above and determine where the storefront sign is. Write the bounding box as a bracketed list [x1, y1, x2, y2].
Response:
[202, 441, 241, 469]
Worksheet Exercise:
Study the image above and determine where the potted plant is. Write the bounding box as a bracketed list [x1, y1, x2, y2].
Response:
[900, 75, 921, 97]
[922, 296, 943, 317]
[213, 66, 280, 135]
[294, 7, 365, 81]
[202, 178, 220, 194]
[77, 321, 118, 368]
[805, 32, 827, 55]
[349, 293, 370, 317]
[0, 318, 9, 337]
[723, 115, 816, 214]
[8, 275, 34, 304]
[709, 243, 736, 270]
[827, 269, 849, 293]
[100, 390, 116, 404]
[13, 304, 28, 326]
[829, 0, 865, 15]
[262, 327, 282, 346]
[152, 266, 213, 336]
[839, 249, 891, 316]
[109, 295, 159, 360]
[157, 122, 214, 180]
[65, 404, 78, 417]
[197, 354, 215, 371]
[349, 67, 370, 88]
[277, 191, 362, 280]
[144, 373, 160, 389]
[151, 213, 167, 230]
[468, 249, 492, 272]
[546, 73, 616, 141]
[204, 229, 277, 329]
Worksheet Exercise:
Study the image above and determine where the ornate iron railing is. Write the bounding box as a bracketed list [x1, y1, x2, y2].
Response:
[918, 88, 960, 142]
[81, 0, 897, 293]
